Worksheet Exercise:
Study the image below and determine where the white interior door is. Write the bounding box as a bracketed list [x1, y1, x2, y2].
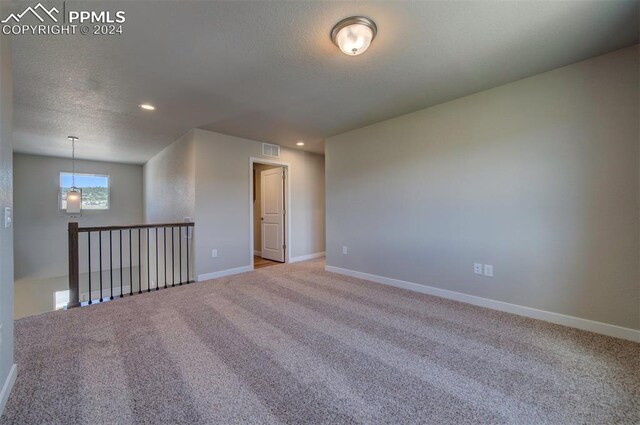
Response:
[261, 167, 285, 262]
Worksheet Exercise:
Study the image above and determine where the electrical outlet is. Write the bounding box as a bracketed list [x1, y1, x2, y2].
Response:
[484, 264, 494, 277]
[342, 246, 348, 255]
[211, 249, 218, 258]
[473, 263, 483, 275]
[4, 207, 12, 228]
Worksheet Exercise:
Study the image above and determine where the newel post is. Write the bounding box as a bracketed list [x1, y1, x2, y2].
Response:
[67, 221, 81, 309]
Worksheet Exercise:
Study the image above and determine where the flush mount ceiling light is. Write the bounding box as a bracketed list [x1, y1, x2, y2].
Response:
[331, 16, 377, 56]
[139, 103, 155, 110]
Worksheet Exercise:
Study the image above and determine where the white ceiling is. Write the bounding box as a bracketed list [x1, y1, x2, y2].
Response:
[8, 0, 639, 163]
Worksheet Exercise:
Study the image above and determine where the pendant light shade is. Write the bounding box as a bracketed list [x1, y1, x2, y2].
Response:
[66, 189, 82, 214]
[66, 136, 81, 215]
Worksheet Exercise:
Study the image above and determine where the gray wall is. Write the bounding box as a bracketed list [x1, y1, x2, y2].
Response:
[13, 154, 144, 281]
[144, 128, 326, 279]
[143, 131, 196, 290]
[143, 130, 195, 224]
[0, 25, 15, 412]
[326, 46, 639, 330]
[193, 129, 325, 277]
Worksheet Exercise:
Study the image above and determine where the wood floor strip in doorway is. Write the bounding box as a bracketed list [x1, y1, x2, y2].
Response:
[254, 256, 281, 269]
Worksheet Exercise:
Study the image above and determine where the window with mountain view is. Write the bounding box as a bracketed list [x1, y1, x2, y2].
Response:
[59, 172, 110, 210]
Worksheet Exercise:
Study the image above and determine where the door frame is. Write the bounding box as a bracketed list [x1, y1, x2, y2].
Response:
[249, 157, 291, 270]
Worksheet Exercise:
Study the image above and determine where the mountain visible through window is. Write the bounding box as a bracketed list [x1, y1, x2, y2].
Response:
[60, 172, 110, 210]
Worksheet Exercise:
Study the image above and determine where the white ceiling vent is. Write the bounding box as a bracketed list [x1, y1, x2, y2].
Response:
[262, 143, 281, 158]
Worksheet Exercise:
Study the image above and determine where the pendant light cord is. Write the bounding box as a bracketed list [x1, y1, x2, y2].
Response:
[72, 137, 75, 188]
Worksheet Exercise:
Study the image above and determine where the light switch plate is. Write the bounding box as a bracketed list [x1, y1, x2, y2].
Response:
[4, 207, 11, 228]
[211, 249, 218, 258]
[342, 246, 348, 255]
[484, 264, 494, 277]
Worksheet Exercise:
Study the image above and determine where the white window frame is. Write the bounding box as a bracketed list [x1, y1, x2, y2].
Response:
[59, 172, 111, 211]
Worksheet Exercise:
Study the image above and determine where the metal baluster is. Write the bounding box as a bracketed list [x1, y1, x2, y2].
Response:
[138, 229, 142, 294]
[129, 229, 133, 296]
[88, 232, 92, 304]
[109, 231, 114, 300]
[77, 223, 197, 304]
[99, 231, 103, 302]
[147, 228, 150, 292]
[172, 227, 175, 287]
[155, 227, 159, 290]
[119, 229, 123, 298]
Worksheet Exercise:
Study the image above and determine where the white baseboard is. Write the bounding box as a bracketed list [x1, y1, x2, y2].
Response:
[254, 250, 261, 256]
[325, 265, 640, 343]
[290, 252, 326, 263]
[0, 364, 17, 416]
[198, 265, 252, 282]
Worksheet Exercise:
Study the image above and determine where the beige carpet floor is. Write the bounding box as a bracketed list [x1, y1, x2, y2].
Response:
[2, 259, 639, 424]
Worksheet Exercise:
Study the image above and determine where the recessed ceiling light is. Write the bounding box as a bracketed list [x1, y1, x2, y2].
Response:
[331, 16, 377, 56]
[296, 141, 305, 146]
[139, 104, 155, 111]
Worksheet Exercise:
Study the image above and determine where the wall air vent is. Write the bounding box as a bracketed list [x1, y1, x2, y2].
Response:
[262, 143, 281, 158]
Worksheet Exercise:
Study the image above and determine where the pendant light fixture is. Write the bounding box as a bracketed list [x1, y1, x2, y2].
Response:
[331, 16, 377, 56]
[66, 136, 81, 215]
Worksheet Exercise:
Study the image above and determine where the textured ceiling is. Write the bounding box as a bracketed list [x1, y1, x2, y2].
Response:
[8, 0, 639, 163]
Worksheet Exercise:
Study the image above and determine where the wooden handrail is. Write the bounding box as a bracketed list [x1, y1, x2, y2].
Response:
[78, 222, 194, 232]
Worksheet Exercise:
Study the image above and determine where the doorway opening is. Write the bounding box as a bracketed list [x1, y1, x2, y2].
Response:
[249, 157, 291, 270]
